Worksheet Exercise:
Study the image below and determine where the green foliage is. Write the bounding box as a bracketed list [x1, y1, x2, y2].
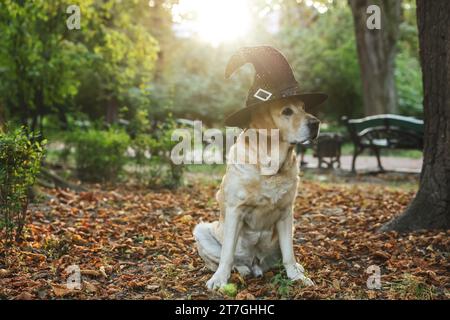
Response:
[390, 274, 436, 299]
[395, 5, 423, 118]
[395, 51, 423, 117]
[271, 270, 294, 298]
[0, 0, 89, 127]
[54, 111, 185, 188]
[72, 0, 160, 124]
[0, 0, 160, 129]
[69, 128, 130, 183]
[42, 234, 71, 259]
[0, 127, 45, 244]
[277, 2, 363, 120]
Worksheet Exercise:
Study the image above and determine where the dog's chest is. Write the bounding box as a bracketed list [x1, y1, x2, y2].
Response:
[221, 159, 299, 230]
[243, 174, 298, 210]
[240, 175, 297, 230]
[259, 176, 296, 204]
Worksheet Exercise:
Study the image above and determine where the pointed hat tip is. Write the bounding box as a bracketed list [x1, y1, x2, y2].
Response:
[224, 48, 247, 79]
[224, 46, 285, 79]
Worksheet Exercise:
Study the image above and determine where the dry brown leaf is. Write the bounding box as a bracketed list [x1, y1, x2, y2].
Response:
[236, 290, 256, 300]
[52, 284, 74, 297]
[81, 269, 101, 277]
[0, 269, 11, 278]
[15, 292, 34, 300]
[84, 281, 97, 293]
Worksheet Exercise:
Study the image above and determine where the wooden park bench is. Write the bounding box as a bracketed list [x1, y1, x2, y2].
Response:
[342, 114, 424, 172]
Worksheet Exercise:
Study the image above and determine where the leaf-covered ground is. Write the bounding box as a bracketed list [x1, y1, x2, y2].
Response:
[0, 181, 448, 300]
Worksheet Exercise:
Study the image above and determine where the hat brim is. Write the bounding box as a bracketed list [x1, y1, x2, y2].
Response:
[224, 92, 328, 127]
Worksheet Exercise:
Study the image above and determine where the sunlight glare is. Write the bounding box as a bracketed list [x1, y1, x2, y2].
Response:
[172, 0, 253, 46]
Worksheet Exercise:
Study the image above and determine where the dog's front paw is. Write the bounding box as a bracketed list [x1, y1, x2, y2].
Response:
[206, 271, 229, 290]
[285, 263, 314, 286]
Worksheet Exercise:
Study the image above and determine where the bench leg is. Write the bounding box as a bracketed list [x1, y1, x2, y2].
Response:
[351, 147, 360, 173]
[337, 150, 341, 169]
[373, 147, 384, 172]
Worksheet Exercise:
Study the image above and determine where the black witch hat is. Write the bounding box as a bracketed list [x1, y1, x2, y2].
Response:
[224, 46, 327, 127]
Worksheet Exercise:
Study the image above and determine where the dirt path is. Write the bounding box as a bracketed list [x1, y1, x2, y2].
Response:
[303, 155, 422, 173]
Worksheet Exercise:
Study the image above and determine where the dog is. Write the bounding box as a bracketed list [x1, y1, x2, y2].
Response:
[193, 99, 320, 289]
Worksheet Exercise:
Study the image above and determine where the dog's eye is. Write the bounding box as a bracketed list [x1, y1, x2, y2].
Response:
[282, 108, 293, 116]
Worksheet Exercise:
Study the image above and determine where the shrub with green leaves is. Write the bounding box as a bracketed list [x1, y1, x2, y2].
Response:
[131, 118, 185, 189]
[0, 128, 45, 244]
[395, 51, 423, 117]
[69, 128, 130, 183]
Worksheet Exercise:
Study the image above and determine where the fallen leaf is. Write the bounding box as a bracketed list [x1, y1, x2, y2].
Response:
[52, 284, 74, 297]
[81, 269, 101, 277]
[373, 250, 391, 260]
[0, 269, 11, 278]
[84, 281, 97, 293]
[15, 292, 34, 300]
[179, 215, 193, 224]
[236, 290, 256, 300]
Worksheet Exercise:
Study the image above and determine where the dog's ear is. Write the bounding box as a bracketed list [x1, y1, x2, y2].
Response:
[249, 105, 277, 130]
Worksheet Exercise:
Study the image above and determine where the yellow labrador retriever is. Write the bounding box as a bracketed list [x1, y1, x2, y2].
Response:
[194, 99, 320, 289]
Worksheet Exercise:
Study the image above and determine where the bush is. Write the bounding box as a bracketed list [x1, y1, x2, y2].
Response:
[0, 128, 45, 244]
[130, 117, 185, 189]
[69, 128, 130, 183]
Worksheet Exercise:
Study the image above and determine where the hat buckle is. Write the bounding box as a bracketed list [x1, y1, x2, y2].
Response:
[254, 88, 272, 102]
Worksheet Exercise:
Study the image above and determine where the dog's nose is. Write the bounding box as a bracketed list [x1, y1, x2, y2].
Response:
[308, 118, 320, 137]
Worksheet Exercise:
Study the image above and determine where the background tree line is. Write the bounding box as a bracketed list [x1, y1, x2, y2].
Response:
[0, 0, 423, 133]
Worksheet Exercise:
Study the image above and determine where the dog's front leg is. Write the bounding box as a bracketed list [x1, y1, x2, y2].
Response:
[276, 209, 314, 286]
[206, 207, 243, 290]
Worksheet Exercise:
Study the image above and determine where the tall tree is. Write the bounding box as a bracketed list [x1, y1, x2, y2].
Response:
[348, 0, 401, 115]
[0, 0, 87, 131]
[381, 0, 450, 232]
[79, 0, 159, 124]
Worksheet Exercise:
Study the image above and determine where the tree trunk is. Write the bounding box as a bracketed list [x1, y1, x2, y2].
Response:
[381, 0, 450, 232]
[106, 97, 119, 124]
[349, 0, 401, 115]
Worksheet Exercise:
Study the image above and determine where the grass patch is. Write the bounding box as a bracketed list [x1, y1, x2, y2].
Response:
[184, 164, 225, 187]
[185, 164, 226, 175]
[270, 263, 296, 298]
[41, 235, 71, 259]
[389, 274, 436, 300]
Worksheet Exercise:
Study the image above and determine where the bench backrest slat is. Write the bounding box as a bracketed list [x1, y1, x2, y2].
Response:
[347, 114, 423, 134]
[342, 114, 424, 150]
